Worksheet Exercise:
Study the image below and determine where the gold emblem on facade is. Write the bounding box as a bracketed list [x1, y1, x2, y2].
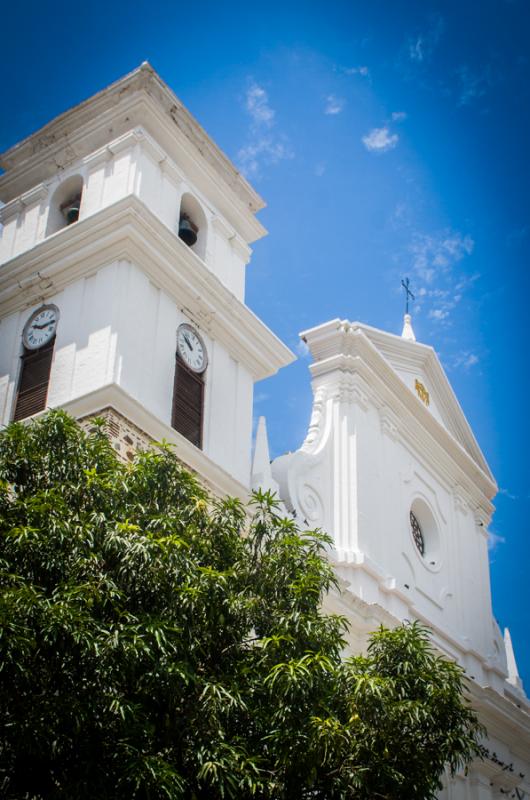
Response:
[415, 379, 430, 406]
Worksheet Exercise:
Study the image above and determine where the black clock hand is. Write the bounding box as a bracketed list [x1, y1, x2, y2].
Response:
[183, 334, 193, 351]
[33, 321, 55, 329]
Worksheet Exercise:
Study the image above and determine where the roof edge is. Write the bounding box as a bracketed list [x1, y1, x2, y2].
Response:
[0, 62, 265, 215]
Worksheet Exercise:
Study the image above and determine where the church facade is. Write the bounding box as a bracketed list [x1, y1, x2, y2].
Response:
[0, 63, 528, 798]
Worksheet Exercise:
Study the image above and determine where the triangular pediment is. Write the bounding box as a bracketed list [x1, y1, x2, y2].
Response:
[300, 318, 494, 484]
[355, 322, 493, 480]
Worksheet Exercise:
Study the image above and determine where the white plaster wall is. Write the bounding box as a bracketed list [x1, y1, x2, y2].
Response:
[136, 148, 163, 220]
[271, 371, 502, 678]
[0, 260, 254, 487]
[17, 200, 41, 255]
[392, 363, 447, 428]
[352, 396, 494, 663]
[160, 171, 181, 233]
[101, 149, 134, 208]
[0, 310, 22, 423]
[0, 194, 47, 263]
[0, 212, 17, 262]
[82, 160, 107, 216]
[0, 130, 249, 301]
[212, 227, 233, 291]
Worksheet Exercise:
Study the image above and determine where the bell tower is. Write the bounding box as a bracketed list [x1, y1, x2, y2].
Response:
[0, 63, 293, 497]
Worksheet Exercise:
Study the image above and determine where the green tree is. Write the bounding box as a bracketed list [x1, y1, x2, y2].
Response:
[0, 411, 484, 799]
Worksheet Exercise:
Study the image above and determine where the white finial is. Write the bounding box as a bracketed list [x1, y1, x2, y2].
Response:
[402, 313, 416, 342]
[251, 416, 280, 495]
[504, 628, 524, 691]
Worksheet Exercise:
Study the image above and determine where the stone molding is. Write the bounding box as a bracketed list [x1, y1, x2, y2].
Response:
[303, 327, 494, 514]
[62, 383, 249, 501]
[0, 63, 265, 244]
[303, 318, 493, 483]
[0, 194, 294, 381]
[0, 184, 49, 224]
[379, 406, 400, 441]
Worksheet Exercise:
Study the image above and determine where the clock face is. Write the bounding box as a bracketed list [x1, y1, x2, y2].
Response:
[22, 306, 59, 351]
[177, 324, 207, 373]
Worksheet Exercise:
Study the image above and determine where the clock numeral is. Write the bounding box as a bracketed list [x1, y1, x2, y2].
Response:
[23, 306, 59, 350]
[177, 325, 207, 373]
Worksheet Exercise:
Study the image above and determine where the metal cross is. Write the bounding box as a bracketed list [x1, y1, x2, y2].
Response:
[401, 277, 415, 315]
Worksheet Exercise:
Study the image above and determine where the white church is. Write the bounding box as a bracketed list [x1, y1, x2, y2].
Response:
[0, 63, 528, 798]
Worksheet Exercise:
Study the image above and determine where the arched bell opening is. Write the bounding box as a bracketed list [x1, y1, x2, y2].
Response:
[46, 175, 84, 237]
[177, 193, 207, 261]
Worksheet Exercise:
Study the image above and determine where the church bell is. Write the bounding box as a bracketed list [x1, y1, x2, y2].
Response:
[61, 195, 81, 225]
[178, 214, 198, 247]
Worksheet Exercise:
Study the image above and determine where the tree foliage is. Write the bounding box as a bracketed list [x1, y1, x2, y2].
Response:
[0, 411, 484, 799]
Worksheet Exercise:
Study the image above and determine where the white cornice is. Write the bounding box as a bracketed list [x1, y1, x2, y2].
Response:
[59, 384, 250, 501]
[303, 320, 496, 503]
[315, 351, 494, 513]
[0, 185, 48, 223]
[0, 63, 266, 244]
[356, 322, 492, 478]
[211, 213, 235, 238]
[0, 194, 294, 381]
[302, 319, 492, 481]
[468, 681, 530, 756]
[0, 199, 23, 223]
[329, 577, 530, 744]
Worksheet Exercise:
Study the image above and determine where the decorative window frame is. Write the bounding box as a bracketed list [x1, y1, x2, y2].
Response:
[408, 496, 442, 572]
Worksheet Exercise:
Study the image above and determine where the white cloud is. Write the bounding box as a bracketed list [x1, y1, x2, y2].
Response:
[296, 339, 311, 358]
[407, 14, 445, 63]
[453, 351, 480, 369]
[429, 308, 449, 321]
[499, 487, 518, 501]
[391, 111, 407, 122]
[389, 202, 413, 229]
[245, 83, 275, 127]
[237, 81, 292, 178]
[254, 391, 269, 404]
[456, 65, 491, 106]
[343, 65, 370, 77]
[237, 138, 292, 178]
[409, 36, 427, 63]
[410, 231, 474, 284]
[408, 39, 420, 62]
[314, 162, 326, 177]
[403, 229, 476, 326]
[362, 127, 399, 153]
[488, 530, 506, 551]
[324, 94, 345, 115]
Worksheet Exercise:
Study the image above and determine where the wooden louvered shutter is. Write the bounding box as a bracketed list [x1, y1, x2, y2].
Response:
[13, 339, 55, 421]
[171, 356, 204, 448]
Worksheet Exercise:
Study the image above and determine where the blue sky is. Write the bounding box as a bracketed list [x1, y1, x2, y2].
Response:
[1, 0, 529, 685]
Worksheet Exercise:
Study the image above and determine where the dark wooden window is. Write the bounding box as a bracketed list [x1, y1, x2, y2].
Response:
[13, 339, 55, 421]
[171, 355, 204, 448]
